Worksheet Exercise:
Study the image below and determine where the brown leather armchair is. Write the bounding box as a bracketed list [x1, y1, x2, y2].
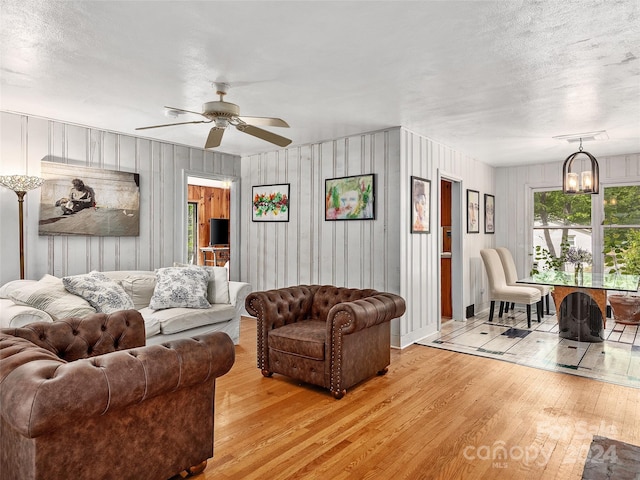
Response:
[246, 285, 406, 399]
[0, 310, 235, 480]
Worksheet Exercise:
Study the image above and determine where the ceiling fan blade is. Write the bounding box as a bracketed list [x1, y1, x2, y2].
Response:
[237, 116, 290, 128]
[163, 106, 207, 117]
[205, 127, 225, 149]
[135, 120, 212, 130]
[236, 124, 292, 147]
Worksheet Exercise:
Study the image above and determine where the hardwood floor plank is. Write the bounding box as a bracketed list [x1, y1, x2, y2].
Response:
[201, 317, 640, 480]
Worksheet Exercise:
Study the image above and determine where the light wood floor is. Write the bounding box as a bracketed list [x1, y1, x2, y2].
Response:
[200, 317, 640, 480]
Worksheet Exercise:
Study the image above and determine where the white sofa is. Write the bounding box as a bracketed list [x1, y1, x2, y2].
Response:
[0, 268, 251, 345]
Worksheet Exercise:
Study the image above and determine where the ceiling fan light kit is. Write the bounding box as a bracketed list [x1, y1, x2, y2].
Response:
[136, 82, 292, 149]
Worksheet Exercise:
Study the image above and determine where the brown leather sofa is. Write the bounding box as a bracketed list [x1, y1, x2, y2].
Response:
[0, 310, 235, 480]
[246, 285, 406, 399]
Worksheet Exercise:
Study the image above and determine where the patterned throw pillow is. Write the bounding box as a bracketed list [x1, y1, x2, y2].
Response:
[149, 267, 211, 311]
[63, 271, 135, 314]
[173, 263, 230, 304]
[8, 274, 96, 320]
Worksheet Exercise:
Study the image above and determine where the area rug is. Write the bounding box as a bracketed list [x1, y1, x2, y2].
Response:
[416, 311, 640, 389]
[582, 436, 640, 480]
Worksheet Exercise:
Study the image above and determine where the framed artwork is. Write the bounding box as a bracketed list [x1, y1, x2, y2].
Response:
[39, 161, 140, 236]
[252, 183, 290, 222]
[325, 173, 375, 220]
[466, 189, 480, 233]
[484, 193, 495, 234]
[410, 176, 430, 233]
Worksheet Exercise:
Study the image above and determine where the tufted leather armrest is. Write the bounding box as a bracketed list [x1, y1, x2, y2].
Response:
[0, 331, 235, 438]
[327, 292, 407, 336]
[1, 310, 146, 362]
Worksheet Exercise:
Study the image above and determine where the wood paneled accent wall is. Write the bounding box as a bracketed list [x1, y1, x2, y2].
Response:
[188, 185, 230, 265]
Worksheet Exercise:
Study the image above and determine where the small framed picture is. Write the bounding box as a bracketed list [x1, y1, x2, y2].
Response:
[410, 176, 430, 233]
[325, 173, 375, 220]
[466, 189, 480, 233]
[252, 184, 290, 222]
[484, 194, 495, 234]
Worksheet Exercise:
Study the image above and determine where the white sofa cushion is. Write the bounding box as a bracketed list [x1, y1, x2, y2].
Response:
[8, 274, 96, 320]
[0, 299, 54, 327]
[139, 303, 235, 334]
[63, 271, 135, 314]
[0, 280, 38, 299]
[119, 274, 156, 309]
[203, 266, 230, 304]
[143, 316, 161, 337]
[149, 267, 211, 310]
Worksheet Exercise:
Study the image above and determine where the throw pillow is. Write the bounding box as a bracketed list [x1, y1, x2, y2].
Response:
[149, 267, 211, 310]
[8, 274, 96, 320]
[173, 263, 230, 304]
[63, 271, 135, 314]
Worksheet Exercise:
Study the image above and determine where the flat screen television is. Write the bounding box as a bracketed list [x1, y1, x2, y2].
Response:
[209, 218, 229, 246]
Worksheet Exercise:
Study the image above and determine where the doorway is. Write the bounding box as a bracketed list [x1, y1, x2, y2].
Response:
[441, 179, 453, 318]
[439, 172, 464, 322]
[181, 171, 239, 279]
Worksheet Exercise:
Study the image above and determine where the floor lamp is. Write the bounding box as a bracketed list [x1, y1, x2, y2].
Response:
[0, 175, 45, 279]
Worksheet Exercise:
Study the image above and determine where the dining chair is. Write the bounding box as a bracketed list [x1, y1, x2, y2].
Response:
[496, 247, 551, 317]
[480, 248, 542, 328]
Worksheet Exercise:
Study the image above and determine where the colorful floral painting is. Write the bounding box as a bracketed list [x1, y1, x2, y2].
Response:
[252, 184, 290, 222]
[325, 174, 375, 220]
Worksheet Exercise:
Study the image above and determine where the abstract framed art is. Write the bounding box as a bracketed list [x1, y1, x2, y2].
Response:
[411, 176, 430, 233]
[484, 193, 495, 234]
[466, 189, 480, 233]
[325, 173, 375, 221]
[252, 183, 290, 222]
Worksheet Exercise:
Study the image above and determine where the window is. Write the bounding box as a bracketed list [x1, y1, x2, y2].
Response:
[532, 185, 640, 274]
[532, 190, 592, 272]
[187, 202, 198, 264]
[603, 185, 640, 274]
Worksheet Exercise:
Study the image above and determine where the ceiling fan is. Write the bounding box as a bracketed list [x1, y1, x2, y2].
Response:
[136, 82, 292, 149]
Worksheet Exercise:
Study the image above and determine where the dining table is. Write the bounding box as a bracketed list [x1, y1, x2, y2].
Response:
[517, 271, 640, 342]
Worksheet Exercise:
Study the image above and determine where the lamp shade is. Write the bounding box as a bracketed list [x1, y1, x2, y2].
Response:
[562, 149, 599, 195]
[0, 175, 45, 192]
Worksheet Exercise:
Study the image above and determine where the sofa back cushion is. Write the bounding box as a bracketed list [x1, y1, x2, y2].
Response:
[311, 286, 379, 321]
[119, 274, 157, 309]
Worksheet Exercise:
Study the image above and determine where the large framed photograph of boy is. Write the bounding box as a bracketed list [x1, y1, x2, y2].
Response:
[39, 161, 140, 236]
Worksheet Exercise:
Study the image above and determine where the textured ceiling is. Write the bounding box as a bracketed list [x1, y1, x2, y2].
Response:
[1, 0, 639, 166]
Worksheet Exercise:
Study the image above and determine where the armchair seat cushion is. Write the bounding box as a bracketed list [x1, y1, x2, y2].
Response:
[268, 320, 326, 360]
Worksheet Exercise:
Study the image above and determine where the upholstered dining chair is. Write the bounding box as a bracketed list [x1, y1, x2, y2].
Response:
[496, 246, 551, 317]
[480, 248, 542, 328]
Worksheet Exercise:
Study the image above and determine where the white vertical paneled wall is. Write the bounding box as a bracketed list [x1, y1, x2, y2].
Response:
[400, 129, 496, 347]
[0, 112, 241, 285]
[495, 153, 640, 283]
[240, 129, 402, 292]
[241, 127, 496, 348]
